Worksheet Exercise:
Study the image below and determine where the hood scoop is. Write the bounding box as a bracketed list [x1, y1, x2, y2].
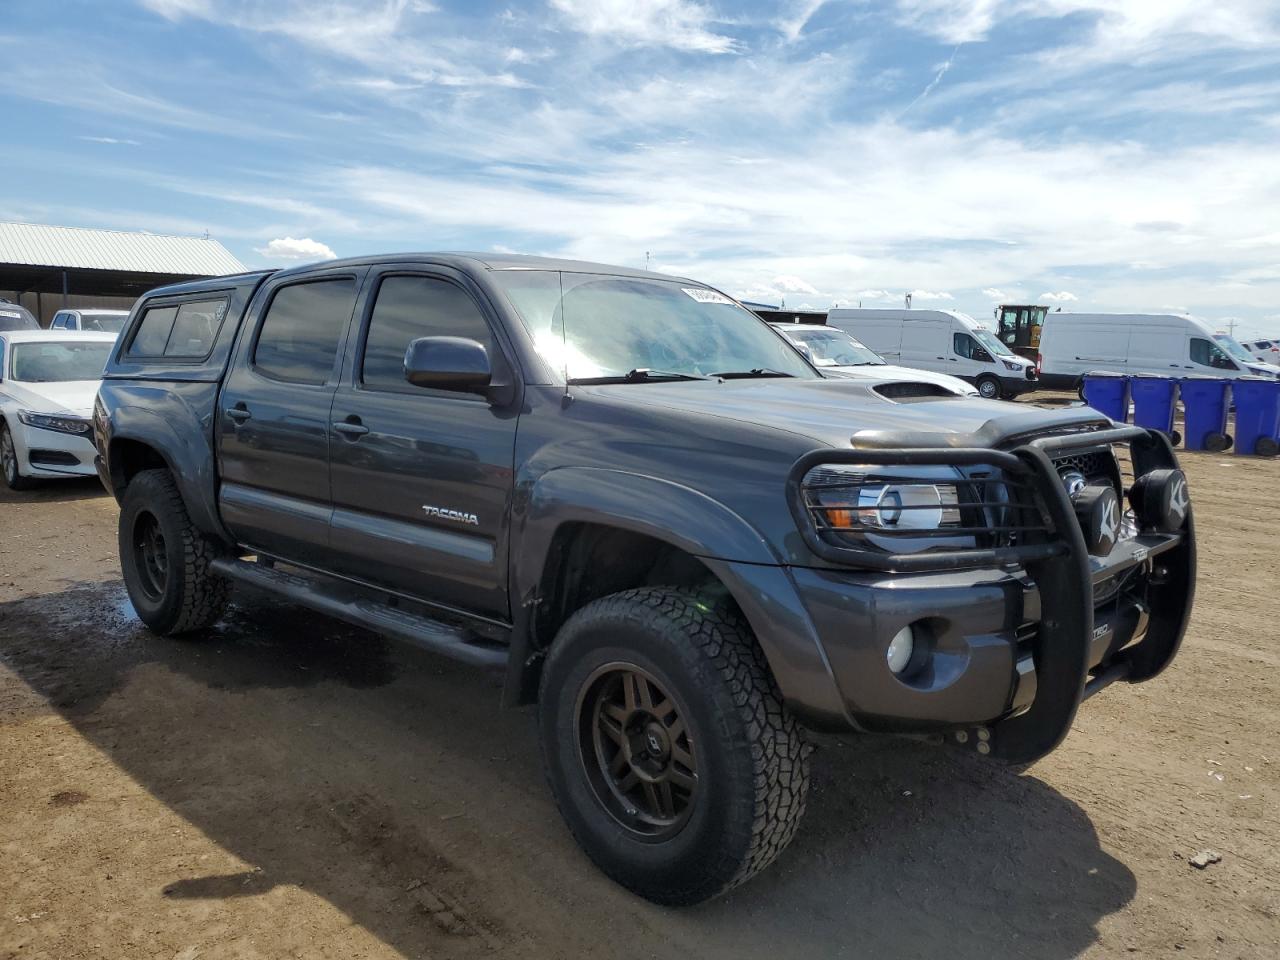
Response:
[873, 381, 960, 402]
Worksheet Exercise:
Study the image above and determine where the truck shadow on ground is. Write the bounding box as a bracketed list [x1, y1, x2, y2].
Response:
[0, 581, 1136, 960]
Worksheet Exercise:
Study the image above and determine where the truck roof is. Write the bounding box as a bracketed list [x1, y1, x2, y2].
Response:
[137, 254, 701, 301]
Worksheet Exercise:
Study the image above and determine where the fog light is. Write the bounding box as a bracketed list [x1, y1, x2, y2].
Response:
[887, 626, 915, 674]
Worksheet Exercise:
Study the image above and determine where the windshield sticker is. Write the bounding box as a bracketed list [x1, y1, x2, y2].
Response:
[0, 310, 21, 318]
[682, 288, 736, 305]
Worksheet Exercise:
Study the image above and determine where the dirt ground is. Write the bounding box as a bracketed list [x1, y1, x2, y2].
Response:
[1, 426, 1278, 958]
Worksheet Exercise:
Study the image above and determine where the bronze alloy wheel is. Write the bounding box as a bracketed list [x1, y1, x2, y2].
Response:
[575, 662, 698, 841]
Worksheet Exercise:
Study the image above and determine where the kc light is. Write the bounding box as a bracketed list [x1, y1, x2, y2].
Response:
[17, 410, 92, 435]
[886, 625, 915, 674]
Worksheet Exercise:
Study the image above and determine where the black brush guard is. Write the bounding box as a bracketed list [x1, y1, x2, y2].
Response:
[786, 425, 1196, 765]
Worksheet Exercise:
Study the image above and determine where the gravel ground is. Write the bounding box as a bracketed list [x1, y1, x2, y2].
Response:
[1, 424, 1277, 959]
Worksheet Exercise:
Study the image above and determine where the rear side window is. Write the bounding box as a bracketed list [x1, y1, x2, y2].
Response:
[128, 298, 229, 359]
[361, 275, 493, 393]
[129, 305, 179, 356]
[165, 299, 228, 356]
[254, 278, 356, 385]
[953, 332, 974, 358]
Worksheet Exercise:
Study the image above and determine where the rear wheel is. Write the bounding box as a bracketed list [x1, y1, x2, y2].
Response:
[118, 469, 230, 634]
[539, 587, 809, 905]
[976, 375, 1002, 400]
[1, 421, 38, 490]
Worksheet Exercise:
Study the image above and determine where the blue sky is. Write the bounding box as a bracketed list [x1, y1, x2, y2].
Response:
[2, 0, 1279, 336]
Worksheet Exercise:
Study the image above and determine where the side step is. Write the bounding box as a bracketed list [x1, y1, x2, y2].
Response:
[209, 557, 509, 669]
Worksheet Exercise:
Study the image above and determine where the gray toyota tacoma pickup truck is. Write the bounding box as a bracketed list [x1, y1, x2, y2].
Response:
[94, 254, 1195, 905]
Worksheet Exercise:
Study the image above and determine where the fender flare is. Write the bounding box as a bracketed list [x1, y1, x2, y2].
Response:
[513, 467, 780, 605]
[105, 400, 229, 544]
[503, 467, 847, 721]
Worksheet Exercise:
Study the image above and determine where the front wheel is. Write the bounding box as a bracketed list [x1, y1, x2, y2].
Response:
[976, 375, 1002, 400]
[1, 421, 38, 490]
[118, 468, 230, 634]
[539, 587, 809, 906]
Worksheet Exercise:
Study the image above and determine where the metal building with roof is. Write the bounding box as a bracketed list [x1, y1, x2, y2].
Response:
[0, 221, 247, 326]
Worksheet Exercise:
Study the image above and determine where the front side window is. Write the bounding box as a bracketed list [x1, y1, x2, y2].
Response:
[10, 341, 113, 382]
[1190, 338, 1236, 370]
[969, 328, 1012, 358]
[495, 271, 814, 381]
[362, 276, 493, 393]
[792, 328, 883, 366]
[254, 279, 356, 385]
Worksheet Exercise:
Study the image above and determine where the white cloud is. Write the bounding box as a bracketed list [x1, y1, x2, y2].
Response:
[890, 0, 1280, 50]
[549, 0, 739, 54]
[1040, 290, 1079, 302]
[982, 287, 1009, 300]
[910, 289, 955, 301]
[254, 236, 337, 261]
[78, 135, 140, 145]
[855, 289, 898, 301]
[772, 274, 819, 295]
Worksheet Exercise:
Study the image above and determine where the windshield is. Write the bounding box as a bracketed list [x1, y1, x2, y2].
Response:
[494, 271, 815, 381]
[0, 308, 38, 331]
[83, 314, 128, 333]
[786, 327, 884, 366]
[970, 327, 1016, 359]
[10, 341, 112, 382]
[1214, 334, 1256, 363]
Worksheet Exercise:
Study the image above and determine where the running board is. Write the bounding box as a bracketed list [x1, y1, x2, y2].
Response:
[209, 557, 509, 669]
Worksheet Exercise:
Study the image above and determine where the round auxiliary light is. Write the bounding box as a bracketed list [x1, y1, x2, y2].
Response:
[1128, 468, 1190, 533]
[886, 625, 915, 674]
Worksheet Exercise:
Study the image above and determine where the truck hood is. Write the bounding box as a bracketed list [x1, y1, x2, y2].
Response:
[589, 377, 1109, 449]
[1, 380, 99, 416]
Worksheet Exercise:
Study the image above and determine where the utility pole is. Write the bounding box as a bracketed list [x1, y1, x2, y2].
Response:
[645, 251, 650, 271]
[904, 292, 912, 309]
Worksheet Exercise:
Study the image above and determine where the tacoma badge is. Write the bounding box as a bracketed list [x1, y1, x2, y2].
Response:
[422, 505, 479, 526]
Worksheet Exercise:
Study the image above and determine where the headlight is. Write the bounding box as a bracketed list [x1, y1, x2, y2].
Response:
[16, 410, 93, 435]
[803, 464, 975, 554]
[1002, 359, 1022, 371]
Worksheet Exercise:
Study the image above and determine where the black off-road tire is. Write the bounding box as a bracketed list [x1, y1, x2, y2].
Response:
[538, 587, 809, 906]
[1, 420, 38, 490]
[118, 468, 230, 635]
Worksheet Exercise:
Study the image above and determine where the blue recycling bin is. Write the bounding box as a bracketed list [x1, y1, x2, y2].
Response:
[1130, 374, 1180, 443]
[1180, 376, 1232, 452]
[1231, 377, 1280, 457]
[1082, 371, 1129, 423]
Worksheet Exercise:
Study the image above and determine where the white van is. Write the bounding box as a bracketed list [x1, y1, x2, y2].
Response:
[825, 308, 1038, 399]
[1036, 313, 1280, 389]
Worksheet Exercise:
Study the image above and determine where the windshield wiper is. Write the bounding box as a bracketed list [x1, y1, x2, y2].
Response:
[569, 368, 709, 384]
[709, 368, 796, 379]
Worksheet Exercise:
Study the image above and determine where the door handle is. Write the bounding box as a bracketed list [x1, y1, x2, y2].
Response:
[226, 405, 251, 423]
[333, 418, 369, 437]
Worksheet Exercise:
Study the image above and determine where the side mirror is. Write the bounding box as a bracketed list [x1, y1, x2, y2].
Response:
[404, 336, 492, 394]
[974, 349, 993, 362]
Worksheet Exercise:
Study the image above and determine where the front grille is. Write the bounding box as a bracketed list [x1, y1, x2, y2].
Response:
[28, 449, 81, 466]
